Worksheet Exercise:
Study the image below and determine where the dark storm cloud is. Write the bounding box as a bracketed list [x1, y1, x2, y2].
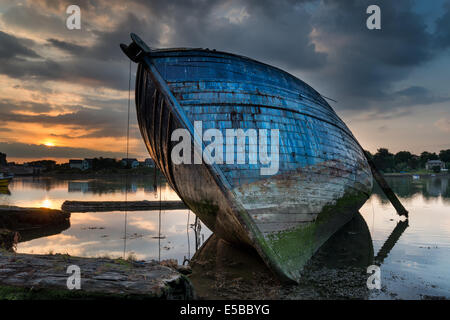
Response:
[434, 2, 450, 49]
[0, 99, 53, 114]
[1, 0, 448, 117]
[46, 38, 86, 55]
[0, 31, 40, 59]
[1, 3, 92, 39]
[0, 31, 130, 90]
[89, 12, 165, 62]
[309, 0, 444, 111]
[0, 0, 326, 88]
[0, 141, 132, 159]
[391, 86, 450, 107]
[134, 0, 326, 70]
[0, 99, 132, 138]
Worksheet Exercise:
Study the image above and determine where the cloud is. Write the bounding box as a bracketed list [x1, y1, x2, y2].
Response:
[46, 38, 86, 55]
[150, 0, 327, 70]
[0, 0, 448, 158]
[0, 31, 40, 59]
[0, 141, 132, 159]
[391, 86, 450, 107]
[434, 2, 450, 49]
[435, 118, 450, 133]
[309, 0, 444, 112]
[0, 30, 130, 90]
[0, 102, 130, 138]
[1, 1, 326, 90]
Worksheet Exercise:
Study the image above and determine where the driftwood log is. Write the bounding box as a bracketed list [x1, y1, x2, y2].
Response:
[0, 206, 70, 230]
[61, 200, 187, 212]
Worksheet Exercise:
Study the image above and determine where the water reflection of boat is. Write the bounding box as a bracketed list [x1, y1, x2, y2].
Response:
[190, 213, 374, 299]
[0, 173, 13, 187]
[121, 34, 373, 283]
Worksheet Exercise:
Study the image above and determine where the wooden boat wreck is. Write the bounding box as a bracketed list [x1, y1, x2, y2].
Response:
[121, 33, 373, 283]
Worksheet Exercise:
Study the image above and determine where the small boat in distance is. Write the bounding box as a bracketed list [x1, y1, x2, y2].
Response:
[0, 173, 13, 187]
[121, 34, 373, 283]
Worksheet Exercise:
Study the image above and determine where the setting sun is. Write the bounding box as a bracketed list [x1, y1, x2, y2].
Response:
[43, 141, 55, 147]
[40, 199, 53, 209]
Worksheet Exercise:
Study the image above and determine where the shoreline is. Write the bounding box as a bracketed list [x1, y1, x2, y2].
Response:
[383, 172, 450, 178]
[0, 251, 194, 300]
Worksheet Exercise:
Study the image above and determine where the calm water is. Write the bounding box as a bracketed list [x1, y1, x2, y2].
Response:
[0, 175, 211, 264]
[1, 174, 449, 299]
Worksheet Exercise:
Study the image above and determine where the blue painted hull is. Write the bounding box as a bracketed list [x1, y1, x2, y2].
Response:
[134, 48, 373, 282]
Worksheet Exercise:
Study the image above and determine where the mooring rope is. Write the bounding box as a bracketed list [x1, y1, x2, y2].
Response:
[158, 177, 162, 262]
[186, 210, 190, 261]
[371, 196, 376, 236]
[123, 59, 132, 259]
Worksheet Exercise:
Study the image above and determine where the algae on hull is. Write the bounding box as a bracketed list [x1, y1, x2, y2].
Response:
[255, 190, 370, 282]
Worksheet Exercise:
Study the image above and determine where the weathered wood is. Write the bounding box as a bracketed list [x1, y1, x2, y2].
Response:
[366, 157, 409, 217]
[0, 206, 70, 230]
[61, 200, 187, 212]
[0, 251, 194, 299]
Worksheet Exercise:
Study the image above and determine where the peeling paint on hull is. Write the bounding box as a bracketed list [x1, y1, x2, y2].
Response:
[134, 48, 373, 283]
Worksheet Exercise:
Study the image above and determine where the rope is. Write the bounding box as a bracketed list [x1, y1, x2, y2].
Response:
[158, 177, 162, 262]
[187, 210, 190, 260]
[371, 196, 375, 236]
[123, 59, 132, 259]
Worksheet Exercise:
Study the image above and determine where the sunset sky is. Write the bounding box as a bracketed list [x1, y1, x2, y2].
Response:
[0, 0, 449, 163]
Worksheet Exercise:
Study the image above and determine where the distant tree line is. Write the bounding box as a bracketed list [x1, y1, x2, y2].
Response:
[365, 148, 450, 173]
[25, 158, 130, 172]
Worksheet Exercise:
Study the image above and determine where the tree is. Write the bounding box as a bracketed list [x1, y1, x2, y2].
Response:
[373, 148, 395, 172]
[439, 149, 450, 163]
[407, 155, 420, 170]
[420, 151, 439, 167]
[394, 151, 412, 165]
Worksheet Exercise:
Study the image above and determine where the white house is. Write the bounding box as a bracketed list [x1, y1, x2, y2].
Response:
[425, 160, 445, 170]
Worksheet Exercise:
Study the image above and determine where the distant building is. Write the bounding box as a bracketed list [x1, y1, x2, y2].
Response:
[82, 158, 94, 171]
[121, 158, 139, 168]
[25, 160, 56, 170]
[69, 159, 83, 170]
[425, 160, 445, 170]
[0, 152, 6, 166]
[144, 158, 156, 168]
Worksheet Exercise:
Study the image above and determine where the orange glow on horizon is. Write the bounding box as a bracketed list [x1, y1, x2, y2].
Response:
[40, 199, 53, 209]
